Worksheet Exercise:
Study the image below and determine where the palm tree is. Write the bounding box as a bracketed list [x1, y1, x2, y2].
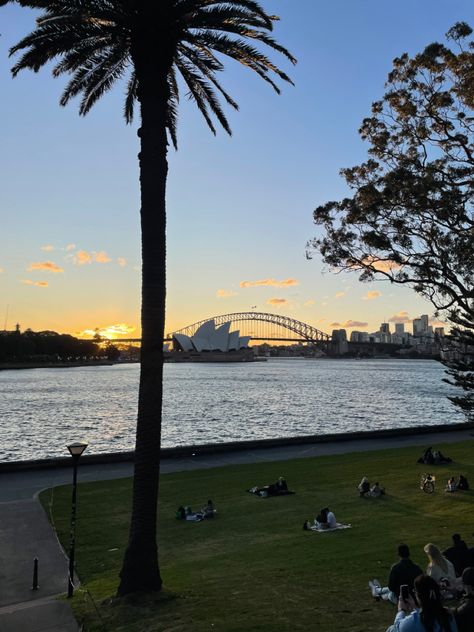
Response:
[9, 0, 295, 595]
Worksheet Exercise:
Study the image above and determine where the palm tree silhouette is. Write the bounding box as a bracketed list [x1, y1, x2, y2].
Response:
[8, 0, 295, 595]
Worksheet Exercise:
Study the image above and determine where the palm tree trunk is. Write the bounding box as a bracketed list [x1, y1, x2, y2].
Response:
[118, 68, 169, 595]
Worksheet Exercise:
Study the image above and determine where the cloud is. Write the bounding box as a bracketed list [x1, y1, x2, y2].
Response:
[240, 278, 299, 288]
[76, 323, 136, 339]
[94, 251, 112, 263]
[388, 311, 412, 324]
[267, 298, 289, 306]
[117, 257, 127, 267]
[21, 279, 48, 288]
[335, 292, 345, 299]
[343, 320, 368, 328]
[359, 256, 402, 273]
[362, 290, 382, 301]
[41, 245, 54, 252]
[330, 320, 368, 328]
[303, 299, 315, 307]
[216, 289, 238, 298]
[73, 250, 112, 265]
[74, 250, 92, 265]
[66, 244, 76, 251]
[28, 261, 64, 273]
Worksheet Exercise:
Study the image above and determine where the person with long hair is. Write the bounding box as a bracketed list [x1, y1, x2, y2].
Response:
[424, 543, 461, 595]
[386, 574, 458, 631]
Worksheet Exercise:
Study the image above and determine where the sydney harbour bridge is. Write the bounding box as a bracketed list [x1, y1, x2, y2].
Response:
[116, 312, 331, 345]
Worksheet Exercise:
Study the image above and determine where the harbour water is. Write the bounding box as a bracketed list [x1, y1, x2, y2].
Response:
[0, 358, 464, 462]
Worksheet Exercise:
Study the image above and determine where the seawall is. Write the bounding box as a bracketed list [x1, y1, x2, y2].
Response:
[1, 420, 473, 473]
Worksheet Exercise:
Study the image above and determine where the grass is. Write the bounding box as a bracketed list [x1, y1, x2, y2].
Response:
[40, 440, 474, 631]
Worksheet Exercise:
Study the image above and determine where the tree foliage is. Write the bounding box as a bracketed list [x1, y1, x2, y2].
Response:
[308, 22, 473, 419]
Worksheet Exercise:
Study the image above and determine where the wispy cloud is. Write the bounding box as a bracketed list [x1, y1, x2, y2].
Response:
[216, 289, 238, 298]
[362, 290, 382, 301]
[303, 299, 315, 307]
[41, 245, 54, 252]
[76, 323, 136, 339]
[330, 319, 368, 328]
[66, 244, 76, 251]
[240, 278, 299, 288]
[28, 261, 64, 274]
[267, 297, 289, 306]
[360, 256, 402, 273]
[72, 250, 111, 265]
[344, 320, 368, 328]
[21, 279, 48, 288]
[335, 291, 345, 299]
[94, 251, 112, 263]
[117, 257, 127, 267]
[388, 311, 411, 324]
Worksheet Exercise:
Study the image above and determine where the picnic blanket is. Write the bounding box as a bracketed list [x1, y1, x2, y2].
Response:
[247, 487, 295, 498]
[310, 523, 352, 533]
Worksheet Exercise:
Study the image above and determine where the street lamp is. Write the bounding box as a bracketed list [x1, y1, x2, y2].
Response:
[66, 441, 88, 599]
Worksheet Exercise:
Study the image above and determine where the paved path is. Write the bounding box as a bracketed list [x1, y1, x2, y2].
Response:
[1, 426, 473, 632]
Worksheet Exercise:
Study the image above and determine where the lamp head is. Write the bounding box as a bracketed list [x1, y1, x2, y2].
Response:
[67, 442, 88, 458]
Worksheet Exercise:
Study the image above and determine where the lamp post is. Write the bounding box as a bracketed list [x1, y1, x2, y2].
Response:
[67, 441, 87, 598]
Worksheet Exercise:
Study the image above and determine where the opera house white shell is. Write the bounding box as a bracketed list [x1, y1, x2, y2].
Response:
[173, 320, 251, 353]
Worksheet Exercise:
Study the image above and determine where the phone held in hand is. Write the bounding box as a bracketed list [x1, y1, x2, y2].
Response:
[400, 584, 409, 600]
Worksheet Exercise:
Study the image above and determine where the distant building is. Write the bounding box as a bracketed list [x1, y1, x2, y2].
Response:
[435, 327, 445, 338]
[380, 323, 390, 334]
[173, 319, 250, 352]
[395, 323, 405, 336]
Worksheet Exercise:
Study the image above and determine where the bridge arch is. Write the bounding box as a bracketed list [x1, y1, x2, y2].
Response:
[170, 312, 330, 343]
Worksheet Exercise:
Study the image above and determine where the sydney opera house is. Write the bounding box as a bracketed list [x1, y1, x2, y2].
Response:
[172, 319, 251, 358]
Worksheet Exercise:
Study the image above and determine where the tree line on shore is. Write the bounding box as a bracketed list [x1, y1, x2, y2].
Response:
[0, 328, 120, 363]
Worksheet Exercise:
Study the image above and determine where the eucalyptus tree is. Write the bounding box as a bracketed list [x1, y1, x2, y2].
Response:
[8, 0, 295, 594]
[307, 23, 473, 422]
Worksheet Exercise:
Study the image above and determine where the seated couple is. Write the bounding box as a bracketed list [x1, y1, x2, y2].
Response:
[249, 477, 292, 497]
[358, 477, 385, 498]
[370, 543, 463, 605]
[445, 475, 469, 493]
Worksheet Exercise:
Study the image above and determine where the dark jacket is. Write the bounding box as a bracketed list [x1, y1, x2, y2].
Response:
[388, 558, 423, 596]
[443, 541, 471, 577]
[454, 595, 474, 632]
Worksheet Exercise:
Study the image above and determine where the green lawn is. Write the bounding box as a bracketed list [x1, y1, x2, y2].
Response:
[40, 440, 474, 631]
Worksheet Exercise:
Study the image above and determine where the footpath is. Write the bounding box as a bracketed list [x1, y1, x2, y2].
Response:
[0, 424, 473, 632]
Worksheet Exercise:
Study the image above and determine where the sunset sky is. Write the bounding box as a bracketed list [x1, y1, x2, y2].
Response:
[1, 1, 472, 339]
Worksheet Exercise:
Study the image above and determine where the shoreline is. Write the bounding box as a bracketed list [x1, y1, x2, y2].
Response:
[0, 360, 116, 370]
[1, 420, 473, 473]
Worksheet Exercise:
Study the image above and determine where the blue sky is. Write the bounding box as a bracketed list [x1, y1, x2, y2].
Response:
[0, 1, 472, 337]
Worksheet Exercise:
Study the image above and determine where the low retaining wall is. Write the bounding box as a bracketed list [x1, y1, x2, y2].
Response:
[1, 421, 473, 473]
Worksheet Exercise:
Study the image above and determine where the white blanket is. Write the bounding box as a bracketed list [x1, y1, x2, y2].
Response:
[310, 522, 352, 532]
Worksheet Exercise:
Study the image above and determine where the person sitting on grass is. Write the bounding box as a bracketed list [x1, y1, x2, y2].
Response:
[358, 476, 371, 496]
[453, 567, 474, 632]
[386, 574, 458, 632]
[446, 477, 458, 493]
[369, 481, 385, 498]
[457, 475, 469, 491]
[424, 543, 461, 597]
[443, 535, 471, 578]
[315, 506, 337, 529]
[370, 544, 423, 604]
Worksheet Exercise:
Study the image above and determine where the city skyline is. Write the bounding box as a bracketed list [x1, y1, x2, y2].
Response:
[1, 1, 472, 338]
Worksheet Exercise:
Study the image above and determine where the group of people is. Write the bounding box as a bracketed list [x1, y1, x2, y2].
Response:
[176, 499, 215, 522]
[358, 476, 386, 498]
[418, 447, 453, 465]
[248, 476, 292, 497]
[370, 539, 474, 631]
